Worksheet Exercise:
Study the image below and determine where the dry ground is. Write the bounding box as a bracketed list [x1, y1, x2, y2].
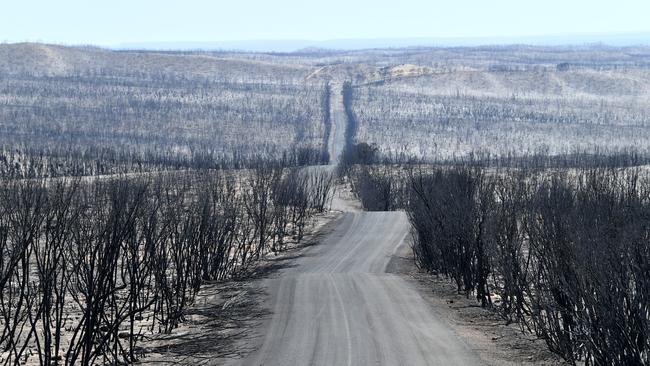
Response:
[138, 210, 343, 365]
[387, 242, 567, 366]
[141, 184, 565, 365]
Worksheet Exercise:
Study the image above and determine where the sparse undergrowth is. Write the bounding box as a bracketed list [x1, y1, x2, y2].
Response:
[348, 160, 650, 366]
[0, 164, 334, 365]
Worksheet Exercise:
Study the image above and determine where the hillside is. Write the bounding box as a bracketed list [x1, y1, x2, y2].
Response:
[0, 43, 312, 81]
[348, 62, 650, 159]
[0, 43, 328, 177]
[3, 43, 650, 176]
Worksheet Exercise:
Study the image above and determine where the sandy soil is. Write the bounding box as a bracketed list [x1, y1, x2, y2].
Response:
[138, 183, 565, 365]
[386, 242, 567, 366]
[137, 209, 343, 365]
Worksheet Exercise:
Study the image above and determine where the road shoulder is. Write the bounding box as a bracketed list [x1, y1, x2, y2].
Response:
[386, 241, 567, 366]
[139, 209, 344, 365]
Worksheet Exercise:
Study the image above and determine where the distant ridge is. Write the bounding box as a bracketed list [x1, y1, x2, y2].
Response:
[117, 32, 650, 53]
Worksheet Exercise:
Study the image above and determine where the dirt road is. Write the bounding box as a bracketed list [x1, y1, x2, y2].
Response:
[327, 82, 346, 166]
[223, 79, 483, 366]
[229, 200, 483, 365]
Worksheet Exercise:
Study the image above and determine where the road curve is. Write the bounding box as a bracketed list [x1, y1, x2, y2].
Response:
[232, 208, 483, 365]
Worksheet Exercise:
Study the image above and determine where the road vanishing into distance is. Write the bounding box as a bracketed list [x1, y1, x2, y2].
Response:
[327, 82, 346, 166]
[229, 85, 483, 366]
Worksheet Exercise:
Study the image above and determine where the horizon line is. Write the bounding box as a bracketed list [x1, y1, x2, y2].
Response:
[3, 31, 650, 53]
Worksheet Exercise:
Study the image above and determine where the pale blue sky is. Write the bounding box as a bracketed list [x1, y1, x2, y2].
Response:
[1, 0, 648, 46]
